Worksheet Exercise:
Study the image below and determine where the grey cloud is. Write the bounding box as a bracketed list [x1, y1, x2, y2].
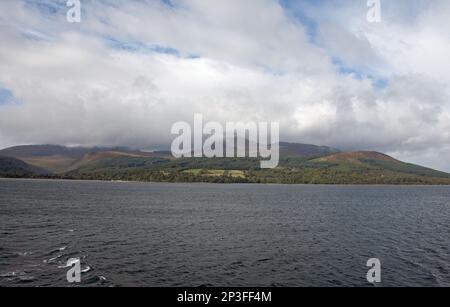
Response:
[0, 0, 450, 171]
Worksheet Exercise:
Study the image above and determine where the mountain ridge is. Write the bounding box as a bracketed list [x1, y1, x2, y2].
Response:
[1, 143, 450, 184]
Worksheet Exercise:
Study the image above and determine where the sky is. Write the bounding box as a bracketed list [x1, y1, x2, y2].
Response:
[0, 0, 450, 171]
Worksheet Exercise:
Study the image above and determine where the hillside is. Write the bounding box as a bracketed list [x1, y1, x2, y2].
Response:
[313, 151, 397, 164]
[0, 144, 122, 158]
[279, 142, 340, 157]
[1, 145, 450, 184]
[0, 156, 49, 177]
[0, 145, 157, 174]
[309, 151, 450, 179]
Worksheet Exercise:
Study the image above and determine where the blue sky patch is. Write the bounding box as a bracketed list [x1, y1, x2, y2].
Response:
[23, 29, 53, 42]
[105, 36, 201, 59]
[24, 0, 67, 16]
[162, 0, 174, 8]
[332, 57, 365, 79]
[0, 88, 14, 106]
[106, 37, 179, 55]
[371, 77, 389, 90]
[332, 57, 389, 90]
[279, 0, 320, 43]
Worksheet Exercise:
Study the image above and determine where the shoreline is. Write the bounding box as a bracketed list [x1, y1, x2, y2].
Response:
[2, 176, 450, 186]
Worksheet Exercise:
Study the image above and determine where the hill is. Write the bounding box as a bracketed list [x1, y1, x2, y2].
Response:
[0, 145, 159, 174]
[0, 156, 49, 177]
[1, 145, 450, 184]
[279, 142, 340, 157]
[309, 151, 450, 179]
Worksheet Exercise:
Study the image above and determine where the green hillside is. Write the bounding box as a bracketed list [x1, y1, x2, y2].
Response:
[1, 145, 450, 184]
[63, 153, 450, 185]
[0, 156, 49, 177]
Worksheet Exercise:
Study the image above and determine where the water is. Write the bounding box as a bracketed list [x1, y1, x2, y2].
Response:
[0, 178, 449, 287]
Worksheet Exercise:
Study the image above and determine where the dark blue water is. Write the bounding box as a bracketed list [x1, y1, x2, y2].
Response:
[0, 179, 449, 287]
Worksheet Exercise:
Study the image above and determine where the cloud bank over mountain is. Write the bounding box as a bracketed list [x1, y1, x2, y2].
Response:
[0, 0, 449, 171]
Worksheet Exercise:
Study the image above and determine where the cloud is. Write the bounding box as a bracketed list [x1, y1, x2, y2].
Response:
[0, 0, 450, 171]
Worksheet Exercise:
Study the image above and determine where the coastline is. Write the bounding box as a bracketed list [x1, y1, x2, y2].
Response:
[2, 176, 450, 186]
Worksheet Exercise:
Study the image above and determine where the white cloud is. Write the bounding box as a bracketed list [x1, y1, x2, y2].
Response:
[0, 0, 450, 171]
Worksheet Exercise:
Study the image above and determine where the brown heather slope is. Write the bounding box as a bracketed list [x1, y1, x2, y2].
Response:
[0, 145, 159, 174]
[12, 151, 150, 174]
[63, 151, 151, 172]
[313, 151, 399, 164]
[19, 155, 78, 174]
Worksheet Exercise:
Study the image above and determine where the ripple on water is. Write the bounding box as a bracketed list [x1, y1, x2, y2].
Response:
[1, 180, 450, 287]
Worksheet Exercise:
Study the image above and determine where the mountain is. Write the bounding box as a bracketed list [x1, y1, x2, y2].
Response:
[0, 156, 49, 177]
[310, 151, 450, 178]
[279, 142, 340, 157]
[303, 151, 450, 183]
[1, 144, 450, 184]
[0, 145, 160, 174]
[0, 144, 122, 158]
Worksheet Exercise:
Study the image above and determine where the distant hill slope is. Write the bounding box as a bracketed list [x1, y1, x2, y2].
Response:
[0, 145, 160, 174]
[313, 151, 397, 163]
[0, 144, 152, 159]
[0, 145, 107, 158]
[0, 156, 49, 177]
[310, 151, 450, 179]
[279, 142, 340, 157]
